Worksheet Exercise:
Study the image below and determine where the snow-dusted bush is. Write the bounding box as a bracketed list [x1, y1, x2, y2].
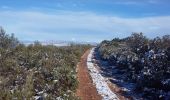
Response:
[97, 33, 170, 99]
[0, 28, 91, 99]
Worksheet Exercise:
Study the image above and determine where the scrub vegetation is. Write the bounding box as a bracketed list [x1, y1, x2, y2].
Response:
[97, 33, 170, 99]
[0, 27, 91, 100]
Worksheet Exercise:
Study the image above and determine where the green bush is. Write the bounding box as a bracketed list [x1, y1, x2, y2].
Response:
[97, 33, 170, 99]
[0, 27, 91, 99]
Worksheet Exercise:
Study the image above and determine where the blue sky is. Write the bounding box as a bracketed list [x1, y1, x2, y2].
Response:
[0, 0, 170, 42]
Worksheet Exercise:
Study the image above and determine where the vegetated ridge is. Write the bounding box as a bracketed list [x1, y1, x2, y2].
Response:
[0, 27, 91, 100]
[97, 33, 170, 100]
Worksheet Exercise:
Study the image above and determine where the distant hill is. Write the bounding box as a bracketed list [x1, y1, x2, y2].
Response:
[22, 40, 98, 46]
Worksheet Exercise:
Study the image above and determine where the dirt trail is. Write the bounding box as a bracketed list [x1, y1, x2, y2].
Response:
[76, 49, 102, 100]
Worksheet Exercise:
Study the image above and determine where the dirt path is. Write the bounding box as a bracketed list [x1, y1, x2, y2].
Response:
[76, 49, 102, 100]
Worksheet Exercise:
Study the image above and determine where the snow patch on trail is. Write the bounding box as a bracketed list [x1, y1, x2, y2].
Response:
[87, 48, 119, 100]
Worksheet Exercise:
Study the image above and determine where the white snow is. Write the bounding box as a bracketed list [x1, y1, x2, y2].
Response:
[87, 48, 119, 100]
[34, 96, 42, 100]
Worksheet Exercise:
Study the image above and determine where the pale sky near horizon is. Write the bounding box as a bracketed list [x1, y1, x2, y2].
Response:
[0, 0, 170, 43]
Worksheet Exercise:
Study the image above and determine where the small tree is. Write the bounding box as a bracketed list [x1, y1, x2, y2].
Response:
[162, 35, 170, 48]
[127, 32, 148, 53]
[0, 27, 19, 49]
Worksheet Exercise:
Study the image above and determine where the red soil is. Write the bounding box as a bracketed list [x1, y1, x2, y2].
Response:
[76, 49, 102, 100]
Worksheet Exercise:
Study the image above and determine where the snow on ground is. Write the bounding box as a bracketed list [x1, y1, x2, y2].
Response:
[87, 48, 119, 100]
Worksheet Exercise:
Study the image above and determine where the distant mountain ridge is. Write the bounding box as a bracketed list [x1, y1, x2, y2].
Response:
[22, 40, 98, 46]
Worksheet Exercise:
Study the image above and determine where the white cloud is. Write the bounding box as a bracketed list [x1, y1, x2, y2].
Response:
[1, 5, 10, 9]
[112, 0, 161, 5]
[148, 0, 159, 4]
[71, 37, 76, 41]
[114, 1, 140, 5]
[0, 10, 170, 42]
